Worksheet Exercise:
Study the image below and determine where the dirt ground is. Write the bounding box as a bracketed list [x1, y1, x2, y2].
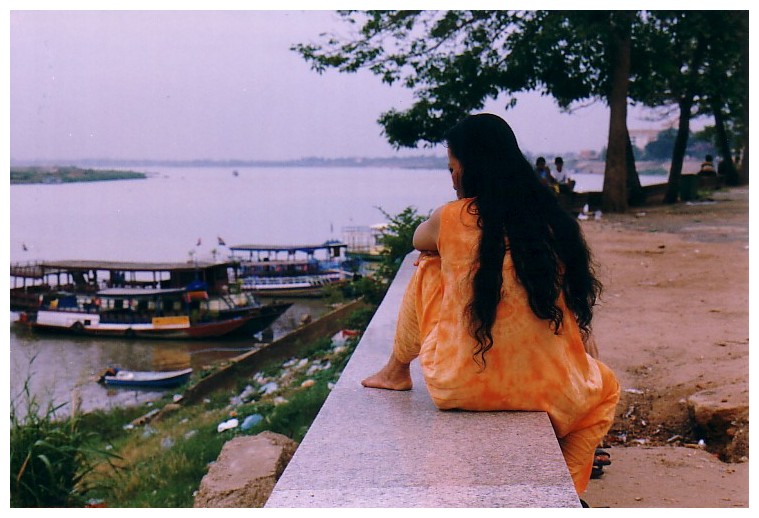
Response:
[577, 185, 750, 508]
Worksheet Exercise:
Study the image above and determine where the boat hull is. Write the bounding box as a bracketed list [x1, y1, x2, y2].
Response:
[245, 284, 345, 298]
[22, 302, 292, 340]
[239, 273, 349, 298]
[100, 368, 193, 388]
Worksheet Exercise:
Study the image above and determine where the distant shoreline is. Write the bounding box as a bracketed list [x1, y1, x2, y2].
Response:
[10, 166, 147, 185]
[9, 156, 700, 177]
[9, 159, 686, 186]
[9, 155, 450, 171]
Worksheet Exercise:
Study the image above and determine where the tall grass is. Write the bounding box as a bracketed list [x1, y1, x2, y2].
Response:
[10, 380, 120, 507]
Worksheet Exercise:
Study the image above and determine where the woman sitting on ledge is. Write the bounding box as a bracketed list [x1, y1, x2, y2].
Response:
[362, 113, 620, 497]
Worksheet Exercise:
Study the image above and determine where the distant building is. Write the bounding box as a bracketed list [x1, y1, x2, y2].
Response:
[577, 149, 599, 160]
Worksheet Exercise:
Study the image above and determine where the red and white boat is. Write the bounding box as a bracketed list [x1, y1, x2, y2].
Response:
[12, 260, 291, 340]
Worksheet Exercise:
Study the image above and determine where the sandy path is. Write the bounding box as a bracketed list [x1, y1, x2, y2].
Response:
[578, 186, 749, 507]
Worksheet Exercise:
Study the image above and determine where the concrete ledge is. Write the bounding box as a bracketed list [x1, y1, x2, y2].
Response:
[266, 253, 580, 508]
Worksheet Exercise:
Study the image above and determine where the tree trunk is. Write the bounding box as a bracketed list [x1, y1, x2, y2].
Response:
[712, 99, 739, 185]
[664, 97, 693, 203]
[664, 35, 706, 203]
[738, 17, 749, 185]
[625, 128, 646, 206]
[601, 22, 631, 213]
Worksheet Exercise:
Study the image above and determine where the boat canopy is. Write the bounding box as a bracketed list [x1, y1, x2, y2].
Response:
[228, 242, 348, 263]
[228, 243, 347, 254]
[11, 259, 239, 296]
[97, 287, 187, 297]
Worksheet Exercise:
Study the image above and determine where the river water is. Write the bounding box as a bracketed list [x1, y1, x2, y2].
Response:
[8, 165, 665, 417]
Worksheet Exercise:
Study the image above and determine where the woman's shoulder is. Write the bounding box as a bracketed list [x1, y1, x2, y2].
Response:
[439, 198, 478, 232]
[440, 197, 475, 212]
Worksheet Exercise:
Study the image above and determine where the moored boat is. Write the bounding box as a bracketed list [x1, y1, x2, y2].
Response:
[228, 242, 357, 298]
[238, 272, 348, 298]
[11, 260, 292, 339]
[98, 367, 193, 388]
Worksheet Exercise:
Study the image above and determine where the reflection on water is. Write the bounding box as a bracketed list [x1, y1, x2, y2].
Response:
[10, 325, 191, 418]
[9, 297, 332, 419]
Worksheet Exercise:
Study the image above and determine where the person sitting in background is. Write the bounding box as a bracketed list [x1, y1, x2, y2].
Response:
[554, 156, 577, 193]
[698, 154, 717, 176]
[535, 156, 559, 193]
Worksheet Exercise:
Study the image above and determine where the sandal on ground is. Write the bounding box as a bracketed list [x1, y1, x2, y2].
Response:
[591, 449, 610, 479]
[594, 448, 611, 466]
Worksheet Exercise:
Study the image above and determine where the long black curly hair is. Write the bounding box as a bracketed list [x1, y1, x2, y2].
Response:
[445, 113, 602, 368]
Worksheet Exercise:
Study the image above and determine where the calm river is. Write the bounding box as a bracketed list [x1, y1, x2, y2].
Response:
[9, 165, 664, 417]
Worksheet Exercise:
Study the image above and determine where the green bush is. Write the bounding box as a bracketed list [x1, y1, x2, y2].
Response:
[342, 307, 377, 331]
[375, 206, 429, 280]
[342, 206, 428, 304]
[345, 275, 387, 304]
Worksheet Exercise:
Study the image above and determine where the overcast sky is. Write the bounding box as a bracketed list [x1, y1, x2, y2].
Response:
[9, 9, 704, 163]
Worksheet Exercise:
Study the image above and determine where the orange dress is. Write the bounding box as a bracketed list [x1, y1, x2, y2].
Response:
[393, 198, 620, 494]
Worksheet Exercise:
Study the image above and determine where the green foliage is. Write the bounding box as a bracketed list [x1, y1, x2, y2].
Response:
[255, 383, 332, 442]
[643, 128, 677, 160]
[342, 306, 377, 331]
[294, 10, 748, 207]
[344, 274, 386, 305]
[341, 206, 428, 303]
[321, 282, 347, 305]
[292, 11, 645, 149]
[77, 405, 152, 443]
[643, 128, 716, 161]
[10, 382, 120, 507]
[631, 11, 748, 192]
[294, 11, 519, 148]
[114, 424, 227, 507]
[375, 206, 429, 280]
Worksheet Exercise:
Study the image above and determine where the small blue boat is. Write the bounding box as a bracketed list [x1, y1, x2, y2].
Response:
[98, 367, 193, 388]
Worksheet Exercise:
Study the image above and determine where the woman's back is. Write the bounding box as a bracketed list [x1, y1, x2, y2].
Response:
[420, 198, 613, 438]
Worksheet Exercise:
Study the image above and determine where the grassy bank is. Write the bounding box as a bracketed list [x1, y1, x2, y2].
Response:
[10, 166, 147, 184]
[11, 305, 376, 508]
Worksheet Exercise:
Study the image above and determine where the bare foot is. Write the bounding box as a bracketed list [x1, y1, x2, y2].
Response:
[361, 355, 413, 391]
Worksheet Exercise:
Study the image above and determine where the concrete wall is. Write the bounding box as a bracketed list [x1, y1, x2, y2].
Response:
[266, 253, 580, 508]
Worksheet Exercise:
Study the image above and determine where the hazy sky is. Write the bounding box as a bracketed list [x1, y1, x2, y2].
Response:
[10, 9, 696, 162]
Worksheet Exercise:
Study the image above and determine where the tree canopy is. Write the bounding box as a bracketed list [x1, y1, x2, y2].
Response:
[628, 11, 748, 200]
[294, 10, 748, 210]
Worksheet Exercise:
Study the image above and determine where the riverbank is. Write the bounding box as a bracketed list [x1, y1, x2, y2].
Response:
[581, 185, 749, 507]
[11, 299, 376, 507]
[10, 166, 147, 184]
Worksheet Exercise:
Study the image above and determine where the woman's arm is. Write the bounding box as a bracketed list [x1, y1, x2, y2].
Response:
[413, 206, 443, 252]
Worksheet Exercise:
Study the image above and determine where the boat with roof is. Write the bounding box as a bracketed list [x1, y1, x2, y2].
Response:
[10, 259, 292, 339]
[228, 241, 358, 298]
